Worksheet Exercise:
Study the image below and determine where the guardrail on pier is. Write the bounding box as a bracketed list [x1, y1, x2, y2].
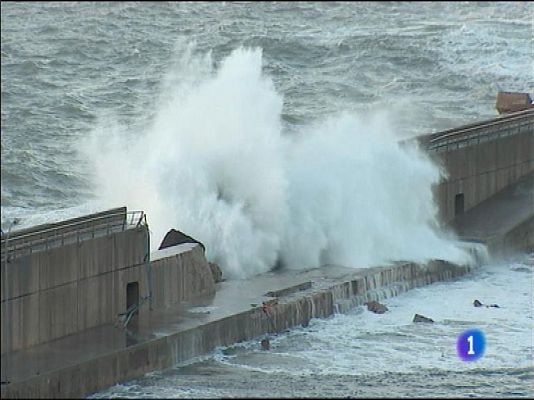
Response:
[1, 207, 147, 261]
[417, 109, 534, 152]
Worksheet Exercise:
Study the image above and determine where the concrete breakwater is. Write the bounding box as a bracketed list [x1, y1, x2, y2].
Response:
[2, 109, 530, 399]
[1, 249, 481, 399]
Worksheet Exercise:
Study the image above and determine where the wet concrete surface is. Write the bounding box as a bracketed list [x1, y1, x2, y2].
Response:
[452, 172, 534, 240]
[1, 253, 482, 399]
[0, 262, 367, 385]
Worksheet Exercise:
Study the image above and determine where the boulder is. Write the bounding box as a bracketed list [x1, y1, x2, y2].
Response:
[158, 229, 205, 251]
[365, 301, 388, 314]
[208, 262, 223, 283]
[413, 313, 434, 323]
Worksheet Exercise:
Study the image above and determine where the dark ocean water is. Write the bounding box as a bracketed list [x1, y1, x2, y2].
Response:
[2, 2, 531, 225]
[2, 2, 532, 398]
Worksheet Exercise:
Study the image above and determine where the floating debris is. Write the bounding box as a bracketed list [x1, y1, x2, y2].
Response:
[364, 301, 388, 314]
[413, 314, 434, 323]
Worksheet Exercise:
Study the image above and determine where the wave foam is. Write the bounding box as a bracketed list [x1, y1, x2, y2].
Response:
[80, 44, 471, 278]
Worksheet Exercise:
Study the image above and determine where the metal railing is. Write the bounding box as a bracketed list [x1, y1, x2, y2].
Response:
[426, 109, 534, 153]
[1, 210, 146, 261]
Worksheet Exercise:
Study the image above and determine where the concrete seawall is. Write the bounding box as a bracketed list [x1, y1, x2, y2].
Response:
[1, 224, 149, 354]
[427, 113, 533, 224]
[451, 171, 534, 257]
[3, 110, 529, 398]
[1, 251, 480, 399]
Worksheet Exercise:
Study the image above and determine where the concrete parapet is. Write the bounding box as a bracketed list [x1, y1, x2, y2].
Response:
[0, 252, 40, 301]
[40, 242, 79, 290]
[451, 171, 533, 258]
[1, 225, 149, 355]
[150, 244, 216, 309]
[77, 275, 114, 331]
[114, 227, 148, 271]
[1, 292, 40, 352]
[486, 216, 534, 258]
[431, 130, 533, 224]
[1, 207, 128, 256]
[38, 282, 79, 344]
[78, 234, 115, 280]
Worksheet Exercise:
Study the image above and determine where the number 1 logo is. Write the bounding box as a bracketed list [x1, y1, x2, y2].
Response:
[457, 329, 485, 361]
[467, 335, 475, 355]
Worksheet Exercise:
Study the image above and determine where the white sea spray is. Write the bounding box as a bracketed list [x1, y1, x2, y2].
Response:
[81, 45, 472, 278]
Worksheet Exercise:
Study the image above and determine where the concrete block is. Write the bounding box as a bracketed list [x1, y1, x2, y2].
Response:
[508, 161, 518, 184]
[517, 160, 528, 181]
[475, 139, 497, 176]
[464, 175, 477, 212]
[496, 167, 511, 193]
[497, 134, 519, 171]
[522, 159, 534, 176]
[2, 292, 40, 353]
[39, 282, 78, 344]
[466, 144, 478, 179]
[56, 364, 82, 399]
[474, 172, 487, 205]
[117, 344, 151, 383]
[97, 354, 119, 396]
[114, 227, 148, 270]
[150, 258, 173, 309]
[40, 242, 79, 290]
[79, 234, 115, 280]
[0, 252, 40, 301]
[147, 336, 172, 371]
[0, 300, 6, 354]
[486, 170, 497, 202]
[445, 146, 468, 181]
[518, 131, 533, 166]
[77, 274, 114, 331]
[76, 353, 119, 398]
[110, 269, 120, 322]
[149, 245, 214, 310]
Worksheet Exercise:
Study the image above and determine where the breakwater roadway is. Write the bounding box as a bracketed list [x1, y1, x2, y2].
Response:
[1, 244, 484, 399]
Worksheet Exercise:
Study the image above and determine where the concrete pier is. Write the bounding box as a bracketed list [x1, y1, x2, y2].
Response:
[1, 208, 150, 354]
[1, 109, 531, 398]
[422, 109, 533, 225]
[0, 251, 479, 399]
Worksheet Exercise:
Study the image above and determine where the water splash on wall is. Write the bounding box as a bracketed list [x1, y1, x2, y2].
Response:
[80, 44, 471, 279]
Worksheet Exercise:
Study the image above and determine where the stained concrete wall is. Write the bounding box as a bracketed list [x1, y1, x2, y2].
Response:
[149, 244, 216, 310]
[486, 215, 534, 257]
[429, 129, 533, 224]
[0, 226, 149, 354]
[1, 229, 218, 357]
[0, 259, 474, 399]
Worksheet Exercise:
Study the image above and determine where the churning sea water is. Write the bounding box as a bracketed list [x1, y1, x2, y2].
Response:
[1, 1, 533, 397]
